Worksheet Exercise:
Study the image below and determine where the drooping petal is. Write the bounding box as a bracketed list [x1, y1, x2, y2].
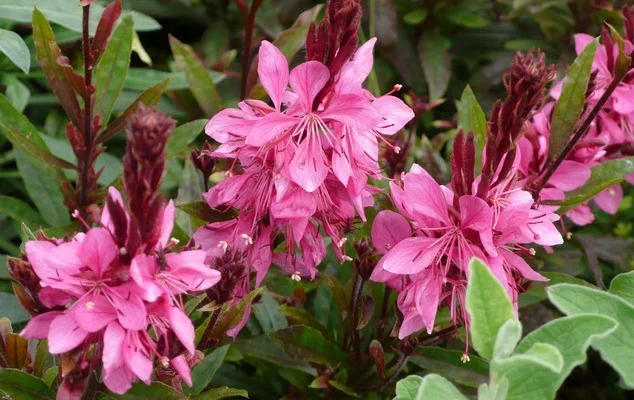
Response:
[167, 305, 195, 354]
[103, 322, 126, 372]
[123, 332, 153, 383]
[414, 269, 442, 334]
[549, 160, 591, 191]
[289, 135, 328, 192]
[171, 355, 193, 387]
[157, 201, 175, 249]
[288, 61, 329, 111]
[20, 311, 63, 339]
[381, 237, 443, 274]
[371, 210, 412, 254]
[48, 311, 88, 354]
[566, 204, 595, 226]
[593, 184, 623, 214]
[398, 310, 425, 339]
[80, 227, 117, 278]
[258, 41, 289, 110]
[499, 248, 548, 282]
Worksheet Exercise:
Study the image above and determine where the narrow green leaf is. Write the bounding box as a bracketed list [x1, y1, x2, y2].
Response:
[97, 78, 170, 143]
[609, 271, 634, 305]
[253, 294, 288, 333]
[167, 119, 207, 159]
[548, 284, 634, 388]
[403, 9, 428, 25]
[184, 345, 230, 395]
[0, 29, 30, 73]
[0, 93, 76, 170]
[418, 33, 451, 101]
[4, 75, 30, 113]
[93, 15, 134, 126]
[279, 304, 332, 340]
[548, 38, 598, 161]
[411, 347, 489, 388]
[0, 368, 55, 400]
[105, 382, 186, 399]
[232, 335, 316, 375]
[270, 325, 348, 367]
[457, 85, 487, 173]
[466, 257, 515, 360]
[191, 387, 248, 400]
[170, 35, 222, 116]
[32, 7, 82, 128]
[0, 195, 45, 226]
[205, 287, 264, 344]
[550, 157, 634, 208]
[606, 24, 633, 79]
[124, 68, 225, 92]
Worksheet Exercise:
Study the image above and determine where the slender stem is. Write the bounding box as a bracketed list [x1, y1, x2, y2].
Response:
[532, 74, 625, 197]
[78, 3, 94, 215]
[197, 308, 221, 350]
[377, 286, 392, 341]
[351, 276, 366, 360]
[380, 353, 409, 390]
[239, 0, 263, 100]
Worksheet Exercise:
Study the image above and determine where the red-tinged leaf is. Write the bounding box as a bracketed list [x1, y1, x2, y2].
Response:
[32, 7, 82, 128]
[92, 0, 122, 61]
[0, 93, 76, 170]
[96, 78, 170, 143]
[5, 333, 28, 370]
[56, 56, 87, 98]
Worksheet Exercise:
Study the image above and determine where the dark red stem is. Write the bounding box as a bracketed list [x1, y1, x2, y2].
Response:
[78, 3, 94, 214]
[239, 0, 263, 100]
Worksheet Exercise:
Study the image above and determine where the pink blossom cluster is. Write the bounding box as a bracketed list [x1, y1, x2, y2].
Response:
[370, 161, 563, 340]
[519, 33, 634, 225]
[20, 188, 220, 394]
[194, 39, 413, 281]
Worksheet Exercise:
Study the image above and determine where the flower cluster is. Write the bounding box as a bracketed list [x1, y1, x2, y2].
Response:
[17, 108, 221, 395]
[520, 30, 634, 225]
[195, 38, 413, 282]
[371, 52, 563, 345]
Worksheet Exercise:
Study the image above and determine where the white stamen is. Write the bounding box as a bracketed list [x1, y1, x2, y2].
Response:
[461, 354, 470, 363]
[394, 84, 403, 91]
[217, 241, 229, 253]
[72, 209, 81, 219]
[169, 238, 180, 246]
[291, 272, 301, 282]
[85, 301, 95, 310]
[337, 237, 347, 248]
[566, 232, 573, 240]
[298, 163, 305, 170]
[119, 247, 128, 256]
[241, 233, 253, 246]
[161, 357, 170, 368]
[609, 188, 616, 196]
[342, 255, 353, 263]
[529, 248, 536, 256]
[394, 146, 401, 154]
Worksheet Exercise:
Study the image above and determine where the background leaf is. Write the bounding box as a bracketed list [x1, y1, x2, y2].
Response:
[418, 33, 451, 101]
[0, 29, 30, 73]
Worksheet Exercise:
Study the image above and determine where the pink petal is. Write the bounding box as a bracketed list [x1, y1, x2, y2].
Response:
[381, 237, 442, 274]
[246, 112, 298, 147]
[336, 38, 376, 95]
[372, 210, 412, 254]
[129, 254, 163, 302]
[75, 294, 118, 332]
[80, 227, 117, 278]
[103, 322, 125, 372]
[288, 61, 329, 111]
[205, 108, 256, 143]
[612, 86, 634, 114]
[574, 33, 596, 55]
[271, 188, 317, 219]
[594, 184, 622, 214]
[566, 204, 595, 226]
[164, 251, 222, 292]
[251, 226, 273, 286]
[48, 311, 88, 354]
[332, 149, 353, 185]
[157, 201, 175, 249]
[459, 195, 496, 257]
[20, 311, 62, 339]
[549, 160, 591, 191]
[289, 136, 328, 192]
[320, 94, 382, 131]
[403, 170, 450, 224]
[499, 248, 548, 282]
[101, 187, 128, 233]
[398, 310, 425, 339]
[258, 41, 289, 110]
[105, 285, 148, 331]
[103, 364, 135, 395]
[414, 269, 441, 334]
[372, 95, 415, 136]
[171, 355, 193, 387]
[123, 332, 153, 383]
[25, 240, 84, 296]
[168, 305, 195, 354]
[38, 287, 75, 308]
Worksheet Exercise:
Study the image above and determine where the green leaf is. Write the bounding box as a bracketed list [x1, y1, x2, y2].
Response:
[93, 15, 134, 126]
[232, 335, 316, 375]
[492, 319, 522, 360]
[271, 5, 323, 64]
[510, 314, 617, 400]
[548, 38, 598, 161]
[609, 271, 634, 305]
[97, 78, 170, 143]
[457, 85, 487, 173]
[329, 380, 359, 397]
[606, 24, 633, 79]
[0, 292, 30, 324]
[0, 93, 75, 170]
[0, 195, 45, 226]
[0, 1, 160, 34]
[184, 345, 230, 395]
[191, 387, 248, 400]
[167, 119, 207, 159]
[4, 75, 30, 113]
[270, 325, 348, 367]
[176, 201, 231, 224]
[175, 160, 202, 235]
[552, 157, 634, 209]
[403, 9, 428, 25]
[0, 368, 55, 400]
[548, 284, 634, 388]
[253, 294, 288, 334]
[416, 374, 467, 400]
[418, 33, 451, 101]
[394, 375, 423, 400]
[448, 11, 489, 28]
[279, 304, 332, 340]
[124, 68, 225, 92]
[201, 287, 264, 344]
[466, 258, 515, 360]
[105, 381, 186, 399]
[0, 29, 30, 73]
[32, 7, 82, 129]
[411, 347, 489, 388]
[170, 35, 222, 116]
